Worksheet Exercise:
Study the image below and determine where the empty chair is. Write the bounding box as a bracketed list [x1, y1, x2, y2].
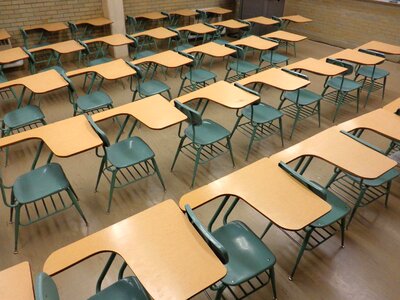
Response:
[259, 37, 289, 69]
[278, 69, 322, 138]
[322, 58, 363, 122]
[231, 83, 284, 160]
[355, 49, 389, 107]
[126, 15, 144, 34]
[206, 23, 229, 45]
[128, 62, 172, 101]
[19, 27, 49, 49]
[177, 51, 217, 96]
[126, 35, 157, 60]
[171, 100, 234, 187]
[224, 43, 259, 82]
[23, 47, 66, 76]
[86, 115, 165, 213]
[161, 11, 180, 29]
[185, 203, 277, 299]
[167, 27, 194, 52]
[68, 21, 94, 41]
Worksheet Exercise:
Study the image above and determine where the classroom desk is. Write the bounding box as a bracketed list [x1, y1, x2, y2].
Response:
[237, 67, 311, 91]
[24, 22, 69, 32]
[84, 34, 133, 46]
[30, 40, 84, 55]
[0, 114, 102, 157]
[184, 42, 235, 58]
[201, 7, 232, 15]
[358, 41, 400, 56]
[262, 30, 307, 43]
[131, 50, 192, 68]
[177, 23, 217, 35]
[213, 19, 249, 30]
[170, 9, 198, 17]
[245, 16, 279, 26]
[75, 17, 112, 27]
[43, 200, 227, 300]
[130, 27, 177, 40]
[270, 127, 397, 180]
[285, 57, 347, 76]
[383, 97, 400, 113]
[327, 48, 385, 65]
[337, 109, 400, 142]
[67, 59, 136, 80]
[0, 47, 29, 65]
[281, 15, 312, 24]
[180, 157, 331, 231]
[230, 35, 279, 51]
[175, 80, 260, 109]
[0, 29, 11, 42]
[135, 12, 167, 21]
[0, 262, 34, 300]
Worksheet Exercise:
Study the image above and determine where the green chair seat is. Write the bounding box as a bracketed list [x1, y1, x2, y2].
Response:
[326, 77, 362, 92]
[3, 105, 45, 129]
[88, 276, 150, 300]
[106, 136, 155, 169]
[76, 91, 112, 112]
[13, 163, 70, 204]
[357, 66, 389, 80]
[228, 60, 259, 74]
[184, 69, 217, 83]
[135, 50, 157, 59]
[283, 89, 322, 106]
[213, 221, 276, 285]
[88, 57, 113, 67]
[345, 168, 400, 187]
[241, 103, 283, 124]
[213, 39, 229, 45]
[42, 65, 67, 76]
[138, 80, 170, 97]
[185, 119, 231, 145]
[260, 51, 289, 65]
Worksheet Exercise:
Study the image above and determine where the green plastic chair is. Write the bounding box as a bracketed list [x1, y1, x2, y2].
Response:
[325, 130, 400, 229]
[278, 69, 322, 139]
[125, 15, 145, 34]
[177, 51, 217, 96]
[322, 58, 363, 122]
[86, 115, 165, 213]
[127, 62, 172, 101]
[62, 74, 113, 116]
[19, 27, 50, 49]
[167, 27, 194, 52]
[259, 37, 289, 69]
[261, 161, 350, 280]
[185, 203, 277, 299]
[23, 47, 66, 76]
[355, 49, 389, 107]
[171, 100, 235, 187]
[224, 43, 259, 83]
[126, 35, 157, 60]
[0, 162, 88, 253]
[67, 21, 95, 42]
[35, 271, 150, 300]
[206, 24, 230, 45]
[161, 11, 180, 29]
[231, 83, 284, 160]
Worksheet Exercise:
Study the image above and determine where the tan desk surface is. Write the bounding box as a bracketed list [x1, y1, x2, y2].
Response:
[0, 69, 67, 94]
[230, 35, 279, 51]
[358, 40, 400, 55]
[67, 59, 136, 80]
[0, 262, 34, 300]
[92, 94, 186, 129]
[337, 109, 400, 141]
[0, 115, 103, 157]
[24, 22, 68, 32]
[85, 34, 133, 46]
[245, 16, 279, 26]
[327, 48, 385, 65]
[75, 17, 112, 26]
[175, 80, 260, 109]
[130, 27, 177, 40]
[281, 15, 312, 23]
[30, 40, 84, 54]
[202, 7, 232, 15]
[263, 30, 307, 42]
[131, 50, 192, 68]
[178, 23, 216, 34]
[170, 9, 198, 17]
[286, 57, 347, 76]
[43, 200, 226, 300]
[0, 47, 29, 65]
[213, 19, 248, 29]
[237, 67, 310, 91]
[383, 97, 400, 113]
[270, 127, 396, 180]
[135, 12, 167, 20]
[180, 157, 331, 231]
[184, 42, 235, 57]
[0, 28, 11, 41]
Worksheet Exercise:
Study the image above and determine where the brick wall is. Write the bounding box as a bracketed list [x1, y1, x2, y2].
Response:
[284, 0, 400, 49]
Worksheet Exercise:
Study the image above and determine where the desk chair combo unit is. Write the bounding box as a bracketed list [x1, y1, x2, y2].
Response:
[224, 43, 259, 82]
[19, 22, 69, 49]
[68, 17, 112, 41]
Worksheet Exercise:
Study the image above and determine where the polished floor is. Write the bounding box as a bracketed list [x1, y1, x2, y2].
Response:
[0, 37, 399, 299]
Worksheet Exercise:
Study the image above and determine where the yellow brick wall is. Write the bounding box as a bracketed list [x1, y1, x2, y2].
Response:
[284, 0, 400, 49]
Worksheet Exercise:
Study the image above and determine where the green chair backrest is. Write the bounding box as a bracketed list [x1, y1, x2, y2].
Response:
[272, 16, 283, 28]
[196, 10, 208, 23]
[358, 48, 385, 59]
[67, 21, 78, 40]
[77, 40, 90, 56]
[35, 272, 60, 300]
[174, 100, 202, 126]
[60, 73, 78, 98]
[326, 58, 353, 76]
[234, 82, 261, 103]
[225, 43, 245, 60]
[259, 36, 280, 52]
[278, 161, 327, 200]
[282, 68, 309, 81]
[185, 204, 229, 264]
[126, 61, 143, 80]
[125, 34, 139, 47]
[86, 114, 111, 147]
[177, 51, 196, 67]
[19, 28, 29, 48]
[22, 47, 36, 73]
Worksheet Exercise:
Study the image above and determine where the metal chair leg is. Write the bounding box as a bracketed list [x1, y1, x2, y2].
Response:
[171, 137, 185, 171]
[191, 146, 203, 188]
[152, 158, 166, 191]
[107, 171, 117, 213]
[289, 228, 313, 280]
